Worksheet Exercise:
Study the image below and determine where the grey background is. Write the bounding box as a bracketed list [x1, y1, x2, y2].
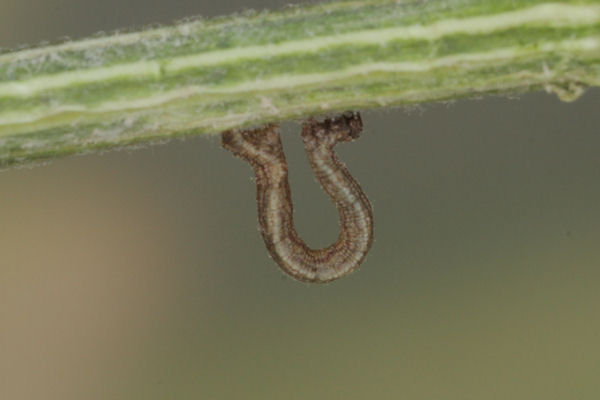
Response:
[1, 1, 599, 399]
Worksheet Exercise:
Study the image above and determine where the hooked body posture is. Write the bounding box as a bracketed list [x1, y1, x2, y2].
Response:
[222, 112, 373, 283]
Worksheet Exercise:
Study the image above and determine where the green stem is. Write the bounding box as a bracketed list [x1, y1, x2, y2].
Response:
[1, 0, 599, 167]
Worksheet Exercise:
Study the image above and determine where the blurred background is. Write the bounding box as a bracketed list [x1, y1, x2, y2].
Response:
[1, 1, 600, 399]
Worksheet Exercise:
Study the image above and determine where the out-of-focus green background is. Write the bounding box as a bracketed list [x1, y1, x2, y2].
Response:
[1, 1, 599, 399]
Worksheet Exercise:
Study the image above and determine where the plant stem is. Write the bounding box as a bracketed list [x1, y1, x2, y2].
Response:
[1, 0, 599, 167]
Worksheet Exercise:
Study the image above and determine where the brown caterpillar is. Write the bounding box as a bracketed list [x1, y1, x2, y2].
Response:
[222, 112, 373, 283]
